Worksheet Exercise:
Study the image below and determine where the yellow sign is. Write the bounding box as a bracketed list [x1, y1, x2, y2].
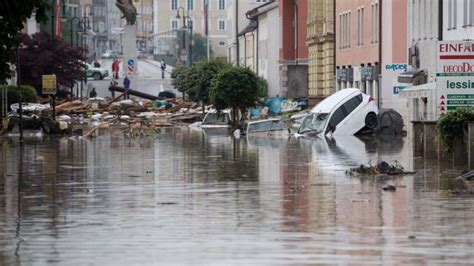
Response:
[42, 74, 57, 95]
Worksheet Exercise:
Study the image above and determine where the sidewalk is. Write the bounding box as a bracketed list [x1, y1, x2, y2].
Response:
[144, 59, 174, 79]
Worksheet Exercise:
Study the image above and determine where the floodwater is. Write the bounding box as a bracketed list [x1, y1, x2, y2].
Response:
[0, 128, 473, 265]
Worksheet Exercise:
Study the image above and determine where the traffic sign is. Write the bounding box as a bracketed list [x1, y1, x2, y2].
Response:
[128, 59, 135, 66]
[42, 74, 57, 95]
[180, 49, 187, 56]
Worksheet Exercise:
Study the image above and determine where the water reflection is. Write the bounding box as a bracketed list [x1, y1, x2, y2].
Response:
[0, 129, 473, 265]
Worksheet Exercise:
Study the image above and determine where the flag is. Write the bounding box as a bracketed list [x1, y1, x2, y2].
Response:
[201, 0, 208, 36]
[55, 0, 62, 38]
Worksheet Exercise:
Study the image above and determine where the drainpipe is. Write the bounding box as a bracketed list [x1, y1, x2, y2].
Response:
[438, 0, 443, 40]
[293, 0, 299, 65]
[236, 0, 240, 65]
[255, 20, 259, 76]
[378, 0, 382, 108]
[333, 0, 336, 93]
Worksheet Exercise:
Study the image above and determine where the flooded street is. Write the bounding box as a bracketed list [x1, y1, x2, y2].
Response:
[0, 128, 473, 265]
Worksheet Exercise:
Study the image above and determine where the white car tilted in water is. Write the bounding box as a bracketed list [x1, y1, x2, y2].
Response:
[296, 88, 378, 137]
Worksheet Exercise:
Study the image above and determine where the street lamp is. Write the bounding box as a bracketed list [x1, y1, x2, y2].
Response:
[50, 0, 67, 121]
[69, 16, 81, 46]
[77, 17, 91, 99]
[176, 7, 191, 65]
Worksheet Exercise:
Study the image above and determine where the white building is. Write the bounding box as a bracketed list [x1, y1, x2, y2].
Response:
[238, 1, 280, 96]
[443, 0, 474, 40]
[399, 0, 442, 122]
[226, 0, 270, 65]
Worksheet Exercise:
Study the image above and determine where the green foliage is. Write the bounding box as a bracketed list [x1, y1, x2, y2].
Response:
[211, 66, 262, 127]
[257, 76, 268, 98]
[171, 65, 192, 94]
[437, 108, 474, 154]
[0, 0, 49, 83]
[188, 59, 231, 105]
[175, 31, 213, 64]
[0, 85, 38, 111]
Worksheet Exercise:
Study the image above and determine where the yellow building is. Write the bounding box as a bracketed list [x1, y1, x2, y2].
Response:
[136, 0, 153, 51]
[306, 0, 334, 105]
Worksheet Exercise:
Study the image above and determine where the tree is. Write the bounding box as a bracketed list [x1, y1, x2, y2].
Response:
[0, 0, 49, 83]
[189, 33, 213, 63]
[187, 59, 230, 112]
[18, 32, 86, 94]
[211, 66, 262, 128]
[171, 65, 198, 98]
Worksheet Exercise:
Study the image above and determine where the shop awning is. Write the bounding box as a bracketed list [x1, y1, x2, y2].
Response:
[398, 82, 436, 99]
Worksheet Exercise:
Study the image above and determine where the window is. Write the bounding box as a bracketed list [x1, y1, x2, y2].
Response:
[219, 41, 225, 47]
[171, 0, 178, 10]
[218, 19, 226, 30]
[218, 0, 225, 10]
[464, 0, 468, 26]
[342, 94, 363, 115]
[371, 2, 378, 43]
[357, 8, 361, 45]
[326, 105, 347, 134]
[471, 0, 474, 25]
[188, 0, 194, 10]
[171, 19, 178, 30]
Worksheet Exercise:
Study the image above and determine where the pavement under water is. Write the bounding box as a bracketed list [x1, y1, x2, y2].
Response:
[0, 128, 473, 265]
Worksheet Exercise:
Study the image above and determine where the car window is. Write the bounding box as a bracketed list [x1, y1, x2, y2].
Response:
[342, 94, 363, 115]
[248, 120, 285, 133]
[203, 113, 229, 125]
[326, 105, 347, 134]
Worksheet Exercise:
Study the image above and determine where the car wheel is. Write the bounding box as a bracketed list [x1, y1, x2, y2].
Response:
[93, 72, 102, 80]
[365, 112, 378, 129]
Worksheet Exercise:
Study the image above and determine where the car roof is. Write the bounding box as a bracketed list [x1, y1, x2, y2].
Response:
[310, 88, 361, 113]
[247, 118, 282, 125]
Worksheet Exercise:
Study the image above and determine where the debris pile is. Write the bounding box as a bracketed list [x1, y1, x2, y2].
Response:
[346, 161, 414, 176]
[2, 87, 206, 137]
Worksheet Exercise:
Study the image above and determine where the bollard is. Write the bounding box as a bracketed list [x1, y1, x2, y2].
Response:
[412, 122, 424, 157]
[423, 122, 438, 159]
[468, 122, 474, 170]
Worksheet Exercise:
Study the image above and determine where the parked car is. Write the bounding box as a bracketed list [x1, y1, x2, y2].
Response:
[137, 50, 147, 59]
[85, 62, 109, 80]
[243, 118, 291, 137]
[101, 50, 119, 59]
[296, 88, 378, 137]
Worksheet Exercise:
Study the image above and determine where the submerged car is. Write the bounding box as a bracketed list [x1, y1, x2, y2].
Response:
[296, 88, 378, 137]
[243, 118, 291, 137]
[201, 110, 232, 128]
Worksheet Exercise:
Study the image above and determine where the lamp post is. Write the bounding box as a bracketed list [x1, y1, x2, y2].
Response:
[78, 17, 91, 99]
[50, 0, 67, 121]
[69, 16, 81, 46]
[176, 7, 190, 65]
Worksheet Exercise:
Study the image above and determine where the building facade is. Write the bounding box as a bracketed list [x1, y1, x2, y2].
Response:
[443, 0, 474, 41]
[106, 0, 122, 52]
[335, 0, 381, 105]
[136, 0, 154, 52]
[279, 0, 308, 98]
[380, 0, 408, 120]
[152, 0, 229, 59]
[237, 1, 280, 96]
[398, 0, 442, 122]
[306, 0, 334, 105]
[92, 0, 108, 55]
[226, 0, 270, 65]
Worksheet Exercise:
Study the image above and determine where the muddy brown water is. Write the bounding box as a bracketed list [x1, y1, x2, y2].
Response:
[0, 128, 473, 265]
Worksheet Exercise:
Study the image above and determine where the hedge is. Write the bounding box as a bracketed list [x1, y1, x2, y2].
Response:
[0, 85, 37, 111]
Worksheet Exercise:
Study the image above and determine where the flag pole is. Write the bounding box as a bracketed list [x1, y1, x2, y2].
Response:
[205, 0, 210, 60]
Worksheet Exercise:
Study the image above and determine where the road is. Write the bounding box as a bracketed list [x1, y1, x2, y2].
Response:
[83, 59, 180, 99]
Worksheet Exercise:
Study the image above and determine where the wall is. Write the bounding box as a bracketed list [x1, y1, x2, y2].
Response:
[335, 0, 379, 67]
[258, 5, 281, 97]
[154, 0, 229, 58]
[443, 0, 474, 40]
[381, 0, 409, 121]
